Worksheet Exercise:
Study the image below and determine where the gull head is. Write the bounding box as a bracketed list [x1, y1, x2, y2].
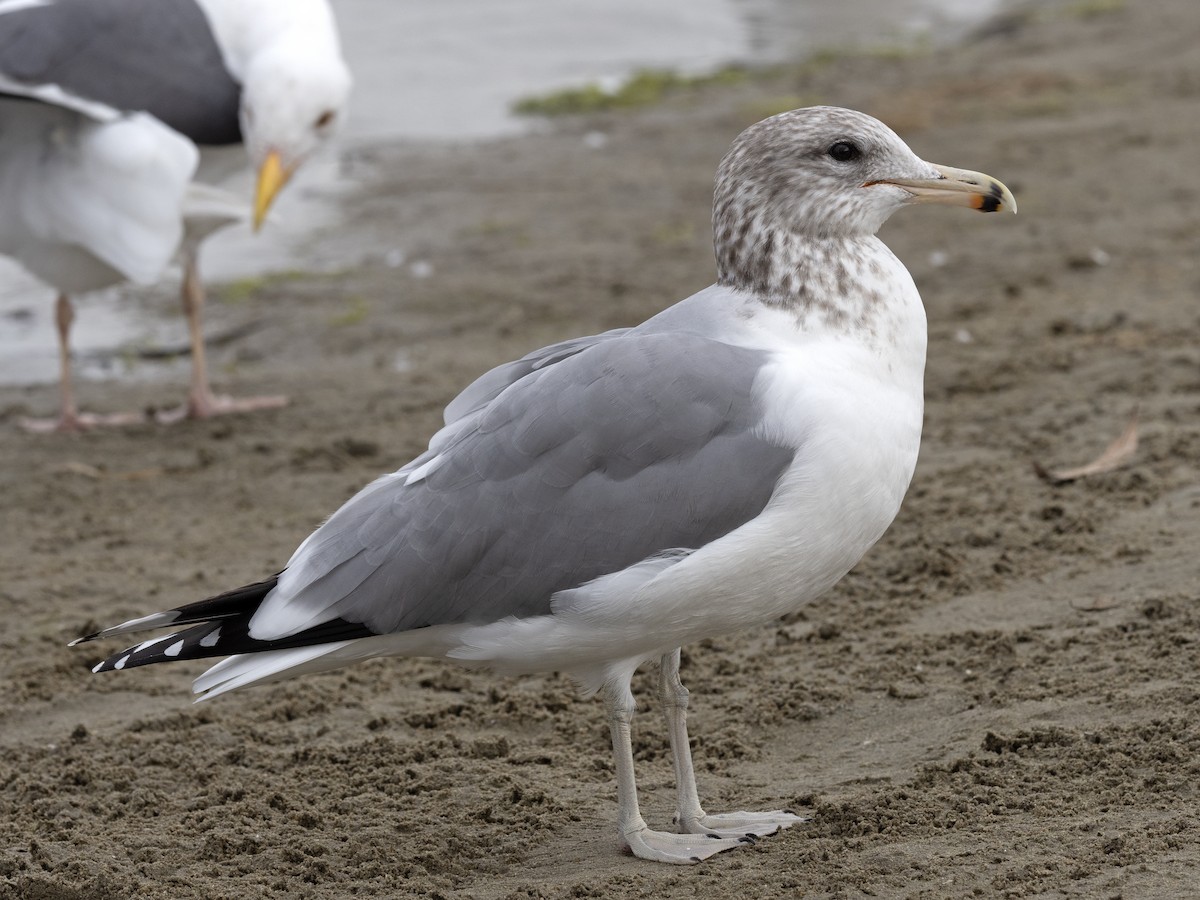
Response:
[239, 38, 352, 230]
[714, 107, 1014, 287]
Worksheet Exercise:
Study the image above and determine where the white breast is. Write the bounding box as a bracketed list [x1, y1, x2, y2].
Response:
[614, 241, 928, 642]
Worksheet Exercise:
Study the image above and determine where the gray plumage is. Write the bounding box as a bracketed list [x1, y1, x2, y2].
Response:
[442, 327, 631, 425]
[0, 0, 241, 142]
[272, 332, 795, 635]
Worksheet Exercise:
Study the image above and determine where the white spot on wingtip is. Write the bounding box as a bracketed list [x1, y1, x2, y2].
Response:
[134, 635, 171, 653]
[200, 627, 222, 648]
[91, 661, 104, 673]
[165, 640, 185, 657]
[114, 655, 130, 670]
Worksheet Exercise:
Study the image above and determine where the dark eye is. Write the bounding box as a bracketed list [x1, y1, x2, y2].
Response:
[828, 141, 861, 162]
[315, 110, 336, 129]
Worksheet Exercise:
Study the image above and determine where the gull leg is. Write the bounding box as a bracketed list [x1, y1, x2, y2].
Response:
[603, 680, 749, 864]
[54, 293, 80, 428]
[20, 293, 144, 432]
[157, 247, 286, 423]
[659, 648, 807, 838]
[181, 247, 215, 418]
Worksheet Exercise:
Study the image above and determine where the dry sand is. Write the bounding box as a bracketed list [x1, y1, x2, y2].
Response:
[3, 1, 1200, 897]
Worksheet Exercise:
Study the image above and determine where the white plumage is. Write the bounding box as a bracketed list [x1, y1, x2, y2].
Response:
[0, 104, 196, 290]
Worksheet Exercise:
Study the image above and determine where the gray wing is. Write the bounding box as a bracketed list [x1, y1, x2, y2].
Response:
[255, 331, 796, 638]
[0, 0, 241, 142]
[442, 327, 631, 425]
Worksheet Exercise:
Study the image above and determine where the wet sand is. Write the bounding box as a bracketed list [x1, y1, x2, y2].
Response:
[3, 0, 1200, 897]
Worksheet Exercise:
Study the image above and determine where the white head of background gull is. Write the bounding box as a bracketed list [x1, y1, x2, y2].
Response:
[0, 0, 351, 429]
[197, 0, 351, 227]
[74, 107, 1015, 865]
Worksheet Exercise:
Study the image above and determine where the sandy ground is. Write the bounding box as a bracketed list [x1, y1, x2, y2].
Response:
[3, 1, 1200, 897]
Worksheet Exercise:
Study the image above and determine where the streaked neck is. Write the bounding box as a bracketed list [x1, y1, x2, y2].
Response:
[716, 217, 889, 316]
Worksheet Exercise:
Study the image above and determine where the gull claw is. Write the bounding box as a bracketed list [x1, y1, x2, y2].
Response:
[623, 826, 749, 865]
[677, 809, 808, 839]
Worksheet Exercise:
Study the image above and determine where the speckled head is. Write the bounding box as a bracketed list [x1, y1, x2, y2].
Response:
[713, 106, 1014, 297]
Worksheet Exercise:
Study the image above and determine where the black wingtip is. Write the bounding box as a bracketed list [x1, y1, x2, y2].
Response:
[77, 573, 379, 675]
[71, 576, 283, 654]
[89, 614, 377, 674]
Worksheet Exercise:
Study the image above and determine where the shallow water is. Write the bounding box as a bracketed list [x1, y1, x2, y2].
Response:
[333, 0, 998, 143]
[0, 0, 998, 386]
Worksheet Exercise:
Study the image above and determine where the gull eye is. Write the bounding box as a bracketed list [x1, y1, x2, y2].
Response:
[314, 110, 336, 129]
[827, 141, 861, 162]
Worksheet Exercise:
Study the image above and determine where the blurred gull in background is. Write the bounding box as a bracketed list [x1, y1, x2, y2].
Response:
[0, 0, 350, 430]
[0, 0, 1006, 416]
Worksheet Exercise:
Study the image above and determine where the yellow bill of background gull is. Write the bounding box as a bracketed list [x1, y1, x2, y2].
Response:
[0, 0, 350, 430]
[73, 107, 1015, 864]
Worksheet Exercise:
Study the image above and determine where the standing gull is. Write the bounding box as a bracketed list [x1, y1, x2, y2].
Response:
[74, 108, 1015, 864]
[0, 0, 351, 430]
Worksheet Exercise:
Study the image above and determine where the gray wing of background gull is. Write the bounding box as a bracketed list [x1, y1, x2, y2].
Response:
[0, 0, 240, 142]
[85, 327, 796, 667]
